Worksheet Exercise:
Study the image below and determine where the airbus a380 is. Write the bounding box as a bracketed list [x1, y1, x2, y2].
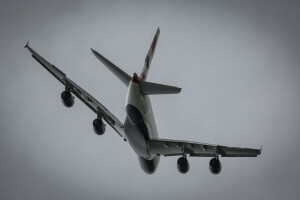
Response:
[25, 28, 261, 174]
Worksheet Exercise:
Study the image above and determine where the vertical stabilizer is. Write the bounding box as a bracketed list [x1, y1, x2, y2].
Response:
[140, 28, 160, 81]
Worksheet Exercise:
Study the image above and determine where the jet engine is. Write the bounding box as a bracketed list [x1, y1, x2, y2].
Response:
[209, 158, 222, 174]
[177, 157, 189, 174]
[93, 118, 106, 135]
[61, 91, 74, 107]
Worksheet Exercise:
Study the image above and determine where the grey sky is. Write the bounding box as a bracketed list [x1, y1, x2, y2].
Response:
[1, 0, 300, 199]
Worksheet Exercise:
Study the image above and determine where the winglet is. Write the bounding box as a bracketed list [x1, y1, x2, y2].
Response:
[24, 41, 29, 48]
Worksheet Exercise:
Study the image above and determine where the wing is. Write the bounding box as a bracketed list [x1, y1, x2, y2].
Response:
[25, 42, 127, 141]
[149, 138, 261, 157]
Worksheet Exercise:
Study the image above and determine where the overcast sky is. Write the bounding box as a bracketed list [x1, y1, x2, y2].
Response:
[1, 0, 300, 200]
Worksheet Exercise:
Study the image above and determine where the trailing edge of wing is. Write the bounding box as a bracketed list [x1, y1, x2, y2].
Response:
[91, 48, 131, 87]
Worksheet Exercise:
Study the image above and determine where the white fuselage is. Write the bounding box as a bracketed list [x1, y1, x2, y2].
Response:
[124, 79, 158, 155]
[126, 80, 158, 138]
[124, 79, 160, 174]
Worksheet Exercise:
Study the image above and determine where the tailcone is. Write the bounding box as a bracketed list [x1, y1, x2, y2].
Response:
[138, 156, 160, 174]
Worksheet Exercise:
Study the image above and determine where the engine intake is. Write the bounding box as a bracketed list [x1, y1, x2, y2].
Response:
[93, 118, 106, 135]
[209, 158, 222, 174]
[177, 157, 189, 174]
[61, 91, 74, 107]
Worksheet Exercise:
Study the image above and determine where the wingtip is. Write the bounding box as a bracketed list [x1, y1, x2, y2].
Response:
[177, 87, 182, 93]
[257, 145, 262, 155]
[90, 48, 96, 54]
[24, 41, 29, 48]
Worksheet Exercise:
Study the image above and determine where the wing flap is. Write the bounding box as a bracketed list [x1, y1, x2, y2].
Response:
[149, 139, 216, 156]
[64, 77, 126, 139]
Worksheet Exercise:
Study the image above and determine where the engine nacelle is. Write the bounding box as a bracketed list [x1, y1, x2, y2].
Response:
[177, 157, 189, 174]
[209, 158, 222, 174]
[61, 91, 74, 107]
[93, 118, 106, 135]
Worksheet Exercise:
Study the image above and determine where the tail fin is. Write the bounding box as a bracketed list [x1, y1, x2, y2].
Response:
[140, 28, 160, 81]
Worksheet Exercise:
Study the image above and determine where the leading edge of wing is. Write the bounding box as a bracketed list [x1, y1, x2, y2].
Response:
[149, 138, 261, 157]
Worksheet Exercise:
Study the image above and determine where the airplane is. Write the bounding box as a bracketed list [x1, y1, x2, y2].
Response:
[25, 28, 261, 175]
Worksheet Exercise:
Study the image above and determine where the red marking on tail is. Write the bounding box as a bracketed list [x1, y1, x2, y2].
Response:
[131, 73, 140, 83]
[140, 73, 147, 81]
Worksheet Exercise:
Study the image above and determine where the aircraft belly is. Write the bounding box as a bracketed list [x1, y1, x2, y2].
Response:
[125, 80, 158, 160]
[124, 117, 152, 159]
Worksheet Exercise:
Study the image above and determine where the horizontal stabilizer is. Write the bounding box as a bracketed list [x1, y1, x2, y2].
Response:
[91, 48, 131, 87]
[140, 81, 181, 95]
